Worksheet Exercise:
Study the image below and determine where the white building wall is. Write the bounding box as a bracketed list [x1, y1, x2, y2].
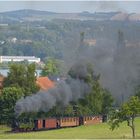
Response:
[0, 56, 40, 63]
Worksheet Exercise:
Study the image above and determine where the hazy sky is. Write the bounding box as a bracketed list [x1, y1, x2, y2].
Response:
[0, 1, 140, 13]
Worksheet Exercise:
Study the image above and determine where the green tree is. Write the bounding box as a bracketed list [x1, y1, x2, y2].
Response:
[0, 87, 23, 124]
[101, 89, 114, 115]
[109, 96, 140, 138]
[69, 62, 113, 116]
[3, 63, 26, 88]
[25, 63, 40, 96]
[3, 63, 39, 96]
[64, 104, 74, 117]
[85, 76, 104, 115]
[40, 58, 60, 78]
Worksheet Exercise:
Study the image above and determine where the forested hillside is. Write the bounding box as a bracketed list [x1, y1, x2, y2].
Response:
[0, 13, 140, 61]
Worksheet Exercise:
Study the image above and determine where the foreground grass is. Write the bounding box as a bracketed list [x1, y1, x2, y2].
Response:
[0, 118, 140, 139]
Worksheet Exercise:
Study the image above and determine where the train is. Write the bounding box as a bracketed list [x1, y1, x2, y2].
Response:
[12, 115, 104, 132]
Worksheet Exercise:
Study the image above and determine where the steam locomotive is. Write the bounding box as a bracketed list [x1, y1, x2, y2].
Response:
[12, 115, 104, 132]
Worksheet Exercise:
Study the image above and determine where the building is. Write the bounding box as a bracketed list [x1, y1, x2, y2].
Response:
[0, 56, 40, 63]
[11, 37, 17, 43]
[36, 76, 55, 91]
[84, 39, 96, 46]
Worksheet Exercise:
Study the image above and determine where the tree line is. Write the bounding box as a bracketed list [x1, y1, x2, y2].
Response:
[1, 20, 140, 61]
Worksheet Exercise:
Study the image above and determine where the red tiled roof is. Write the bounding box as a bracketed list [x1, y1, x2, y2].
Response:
[36, 77, 55, 91]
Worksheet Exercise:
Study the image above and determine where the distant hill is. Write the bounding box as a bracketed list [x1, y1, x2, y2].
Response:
[0, 9, 56, 18]
[0, 9, 140, 22]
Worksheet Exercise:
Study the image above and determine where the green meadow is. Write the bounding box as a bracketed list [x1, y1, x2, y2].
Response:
[0, 118, 140, 139]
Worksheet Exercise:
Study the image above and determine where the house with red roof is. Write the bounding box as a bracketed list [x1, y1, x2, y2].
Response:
[36, 76, 55, 91]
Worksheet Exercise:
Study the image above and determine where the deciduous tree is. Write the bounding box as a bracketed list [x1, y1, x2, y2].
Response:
[0, 87, 23, 124]
[109, 96, 140, 138]
[3, 63, 39, 96]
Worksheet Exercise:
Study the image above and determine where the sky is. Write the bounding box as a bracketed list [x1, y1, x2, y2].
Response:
[0, 1, 140, 13]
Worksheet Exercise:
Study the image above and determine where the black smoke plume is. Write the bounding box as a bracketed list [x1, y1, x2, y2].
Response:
[15, 77, 90, 116]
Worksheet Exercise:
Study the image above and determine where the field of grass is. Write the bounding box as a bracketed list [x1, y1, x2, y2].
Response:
[0, 118, 140, 139]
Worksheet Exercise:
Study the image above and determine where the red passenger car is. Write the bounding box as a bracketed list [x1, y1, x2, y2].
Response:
[59, 117, 79, 127]
[83, 116, 102, 125]
[34, 119, 43, 130]
[43, 118, 57, 129]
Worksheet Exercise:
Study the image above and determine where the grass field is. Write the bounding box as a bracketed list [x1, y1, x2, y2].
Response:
[0, 118, 140, 139]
